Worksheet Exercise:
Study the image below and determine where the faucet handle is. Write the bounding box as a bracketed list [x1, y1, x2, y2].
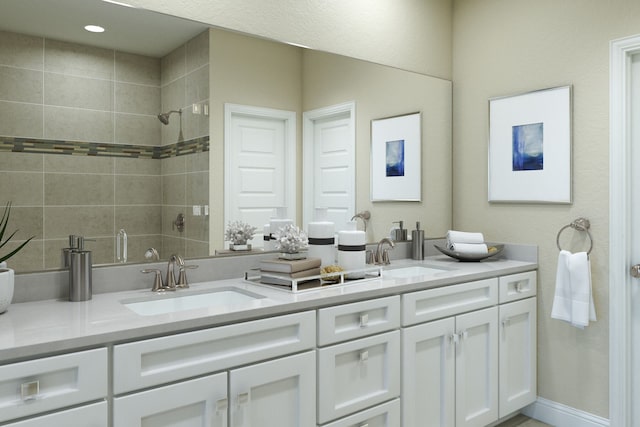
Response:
[382, 249, 392, 265]
[141, 268, 165, 292]
[176, 264, 198, 288]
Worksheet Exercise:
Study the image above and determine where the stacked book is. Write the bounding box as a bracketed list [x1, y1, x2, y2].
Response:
[259, 257, 322, 288]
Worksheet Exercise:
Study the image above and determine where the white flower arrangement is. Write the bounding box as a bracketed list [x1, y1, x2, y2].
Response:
[274, 224, 308, 253]
[225, 220, 257, 245]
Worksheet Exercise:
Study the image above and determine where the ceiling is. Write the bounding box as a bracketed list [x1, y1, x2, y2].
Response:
[0, 0, 209, 57]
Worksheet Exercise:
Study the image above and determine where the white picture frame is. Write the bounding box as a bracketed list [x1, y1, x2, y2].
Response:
[488, 86, 572, 203]
[370, 112, 422, 202]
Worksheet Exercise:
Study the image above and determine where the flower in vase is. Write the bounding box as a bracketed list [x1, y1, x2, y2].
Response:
[225, 220, 257, 245]
[274, 224, 308, 253]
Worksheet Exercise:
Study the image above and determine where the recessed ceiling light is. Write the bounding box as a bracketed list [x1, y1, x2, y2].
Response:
[84, 25, 105, 33]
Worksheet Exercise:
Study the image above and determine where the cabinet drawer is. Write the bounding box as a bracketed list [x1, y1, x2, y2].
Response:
[114, 310, 315, 394]
[318, 331, 400, 424]
[402, 278, 498, 326]
[0, 348, 107, 423]
[320, 398, 400, 427]
[318, 295, 400, 346]
[499, 271, 537, 303]
[4, 402, 107, 427]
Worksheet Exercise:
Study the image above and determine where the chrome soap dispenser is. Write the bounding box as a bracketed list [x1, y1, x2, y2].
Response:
[69, 236, 93, 301]
[411, 221, 424, 260]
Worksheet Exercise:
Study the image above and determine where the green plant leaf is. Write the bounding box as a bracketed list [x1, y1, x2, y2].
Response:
[0, 236, 34, 264]
[0, 202, 35, 264]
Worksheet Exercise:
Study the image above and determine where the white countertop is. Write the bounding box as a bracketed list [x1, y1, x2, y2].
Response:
[0, 255, 536, 362]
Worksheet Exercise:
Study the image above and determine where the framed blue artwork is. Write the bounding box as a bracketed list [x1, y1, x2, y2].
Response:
[488, 86, 572, 203]
[371, 112, 421, 201]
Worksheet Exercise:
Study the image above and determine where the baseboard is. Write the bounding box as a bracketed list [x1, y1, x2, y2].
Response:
[522, 397, 609, 427]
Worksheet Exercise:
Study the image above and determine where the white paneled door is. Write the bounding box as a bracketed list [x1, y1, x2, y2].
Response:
[225, 104, 296, 248]
[303, 102, 355, 232]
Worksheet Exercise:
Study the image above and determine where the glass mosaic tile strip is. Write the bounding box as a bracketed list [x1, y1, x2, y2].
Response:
[0, 136, 209, 159]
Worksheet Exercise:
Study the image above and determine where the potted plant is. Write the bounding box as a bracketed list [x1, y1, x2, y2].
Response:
[225, 220, 257, 251]
[0, 202, 34, 313]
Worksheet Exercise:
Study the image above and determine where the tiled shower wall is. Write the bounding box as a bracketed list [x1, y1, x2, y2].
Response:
[0, 30, 209, 272]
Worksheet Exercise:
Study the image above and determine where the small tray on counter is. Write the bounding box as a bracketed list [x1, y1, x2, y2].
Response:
[434, 244, 504, 262]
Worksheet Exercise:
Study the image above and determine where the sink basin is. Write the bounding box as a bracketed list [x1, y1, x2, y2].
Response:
[121, 287, 266, 316]
[382, 265, 451, 279]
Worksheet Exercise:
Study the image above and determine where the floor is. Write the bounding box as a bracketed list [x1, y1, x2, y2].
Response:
[496, 414, 553, 427]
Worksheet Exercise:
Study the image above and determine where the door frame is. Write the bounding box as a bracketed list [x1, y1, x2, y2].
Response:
[223, 103, 297, 232]
[302, 101, 356, 228]
[609, 33, 640, 427]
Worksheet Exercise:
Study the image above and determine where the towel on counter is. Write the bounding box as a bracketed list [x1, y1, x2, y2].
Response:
[551, 250, 597, 328]
[446, 230, 487, 254]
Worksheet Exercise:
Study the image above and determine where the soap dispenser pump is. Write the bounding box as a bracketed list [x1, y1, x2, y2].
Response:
[411, 222, 425, 260]
[69, 236, 93, 302]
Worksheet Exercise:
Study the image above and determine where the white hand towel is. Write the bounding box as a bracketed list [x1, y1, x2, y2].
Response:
[551, 250, 597, 328]
[446, 230, 485, 245]
[449, 242, 488, 254]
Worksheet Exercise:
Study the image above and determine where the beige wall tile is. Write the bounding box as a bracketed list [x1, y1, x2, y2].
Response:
[0, 31, 43, 70]
[115, 175, 162, 205]
[115, 205, 162, 235]
[0, 66, 43, 103]
[44, 154, 114, 174]
[161, 234, 186, 258]
[90, 236, 116, 266]
[43, 238, 70, 270]
[44, 106, 114, 142]
[185, 151, 209, 173]
[44, 73, 114, 110]
[0, 171, 43, 205]
[115, 82, 160, 115]
[0, 152, 43, 172]
[115, 157, 160, 175]
[44, 173, 114, 205]
[186, 31, 209, 73]
[125, 234, 163, 263]
[161, 76, 186, 112]
[115, 52, 160, 86]
[185, 239, 210, 259]
[162, 205, 187, 236]
[186, 171, 209, 206]
[4, 239, 44, 272]
[161, 44, 186, 87]
[162, 174, 186, 205]
[185, 65, 209, 105]
[3, 206, 43, 240]
[0, 101, 43, 138]
[161, 155, 186, 175]
[115, 113, 161, 146]
[185, 208, 209, 241]
[44, 39, 114, 80]
[182, 109, 209, 140]
[44, 206, 114, 239]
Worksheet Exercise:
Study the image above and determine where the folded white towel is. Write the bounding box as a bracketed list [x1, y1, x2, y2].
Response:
[446, 230, 485, 245]
[551, 250, 597, 328]
[449, 242, 488, 255]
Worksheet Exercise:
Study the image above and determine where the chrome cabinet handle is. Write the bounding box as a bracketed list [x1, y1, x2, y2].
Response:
[21, 380, 39, 401]
[631, 264, 640, 278]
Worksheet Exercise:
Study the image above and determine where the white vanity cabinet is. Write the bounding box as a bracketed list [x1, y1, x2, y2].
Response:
[317, 296, 401, 426]
[112, 311, 316, 427]
[0, 348, 108, 426]
[401, 272, 537, 427]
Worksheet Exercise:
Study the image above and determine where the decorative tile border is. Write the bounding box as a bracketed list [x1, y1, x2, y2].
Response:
[0, 136, 209, 159]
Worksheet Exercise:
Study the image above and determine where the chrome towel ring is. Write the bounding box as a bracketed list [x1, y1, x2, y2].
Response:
[556, 217, 593, 255]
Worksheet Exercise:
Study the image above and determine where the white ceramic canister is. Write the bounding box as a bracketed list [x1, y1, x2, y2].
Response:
[263, 223, 272, 251]
[307, 208, 335, 266]
[337, 221, 366, 279]
[0, 267, 15, 314]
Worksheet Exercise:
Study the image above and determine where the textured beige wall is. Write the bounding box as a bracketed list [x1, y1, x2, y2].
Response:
[126, 0, 452, 79]
[453, 0, 640, 418]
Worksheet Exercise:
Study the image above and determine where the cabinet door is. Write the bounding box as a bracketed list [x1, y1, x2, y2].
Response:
[499, 297, 537, 417]
[113, 372, 227, 427]
[455, 306, 498, 427]
[402, 317, 455, 427]
[229, 351, 315, 427]
[4, 402, 107, 427]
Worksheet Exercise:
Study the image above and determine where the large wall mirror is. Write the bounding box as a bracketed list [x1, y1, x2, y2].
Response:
[0, 0, 452, 274]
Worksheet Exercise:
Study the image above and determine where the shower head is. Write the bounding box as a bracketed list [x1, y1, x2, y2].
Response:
[157, 109, 181, 125]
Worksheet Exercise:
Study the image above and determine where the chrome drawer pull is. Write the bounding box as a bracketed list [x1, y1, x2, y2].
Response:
[237, 392, 249, 406]
[360, 313, 369, 327]
[360, 350, 369, 362]
[216, 397, 228, 412]
[21, 380, 39, 401]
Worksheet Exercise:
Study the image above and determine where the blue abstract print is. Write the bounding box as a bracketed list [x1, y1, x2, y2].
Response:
[386, 139, 405, 177]
[512, 122, 543, 171]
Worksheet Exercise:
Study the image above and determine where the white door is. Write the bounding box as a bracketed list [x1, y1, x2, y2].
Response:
[113, 372, 227, 427]
[303, 102, 355, 231]
[611, 35, 640, 426]
[498, 297, 537, 417]
[225, 104, 296, 248]
[229, 351, 315, 427]
[455, 306, 498, 427]
[402, 317, 455, 427]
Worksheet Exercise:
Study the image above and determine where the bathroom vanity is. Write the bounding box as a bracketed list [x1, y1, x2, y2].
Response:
[0, 251, 537, 427]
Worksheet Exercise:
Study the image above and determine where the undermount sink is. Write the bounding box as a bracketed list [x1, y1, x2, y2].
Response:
[121, 287, 266, 316]
[382, 265, 452, 279]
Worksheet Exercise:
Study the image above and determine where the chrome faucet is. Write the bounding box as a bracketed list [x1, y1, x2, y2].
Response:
[351, 210, 371, 232]
[165, 254, 183, 290]
[375, 237, 395, 265]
